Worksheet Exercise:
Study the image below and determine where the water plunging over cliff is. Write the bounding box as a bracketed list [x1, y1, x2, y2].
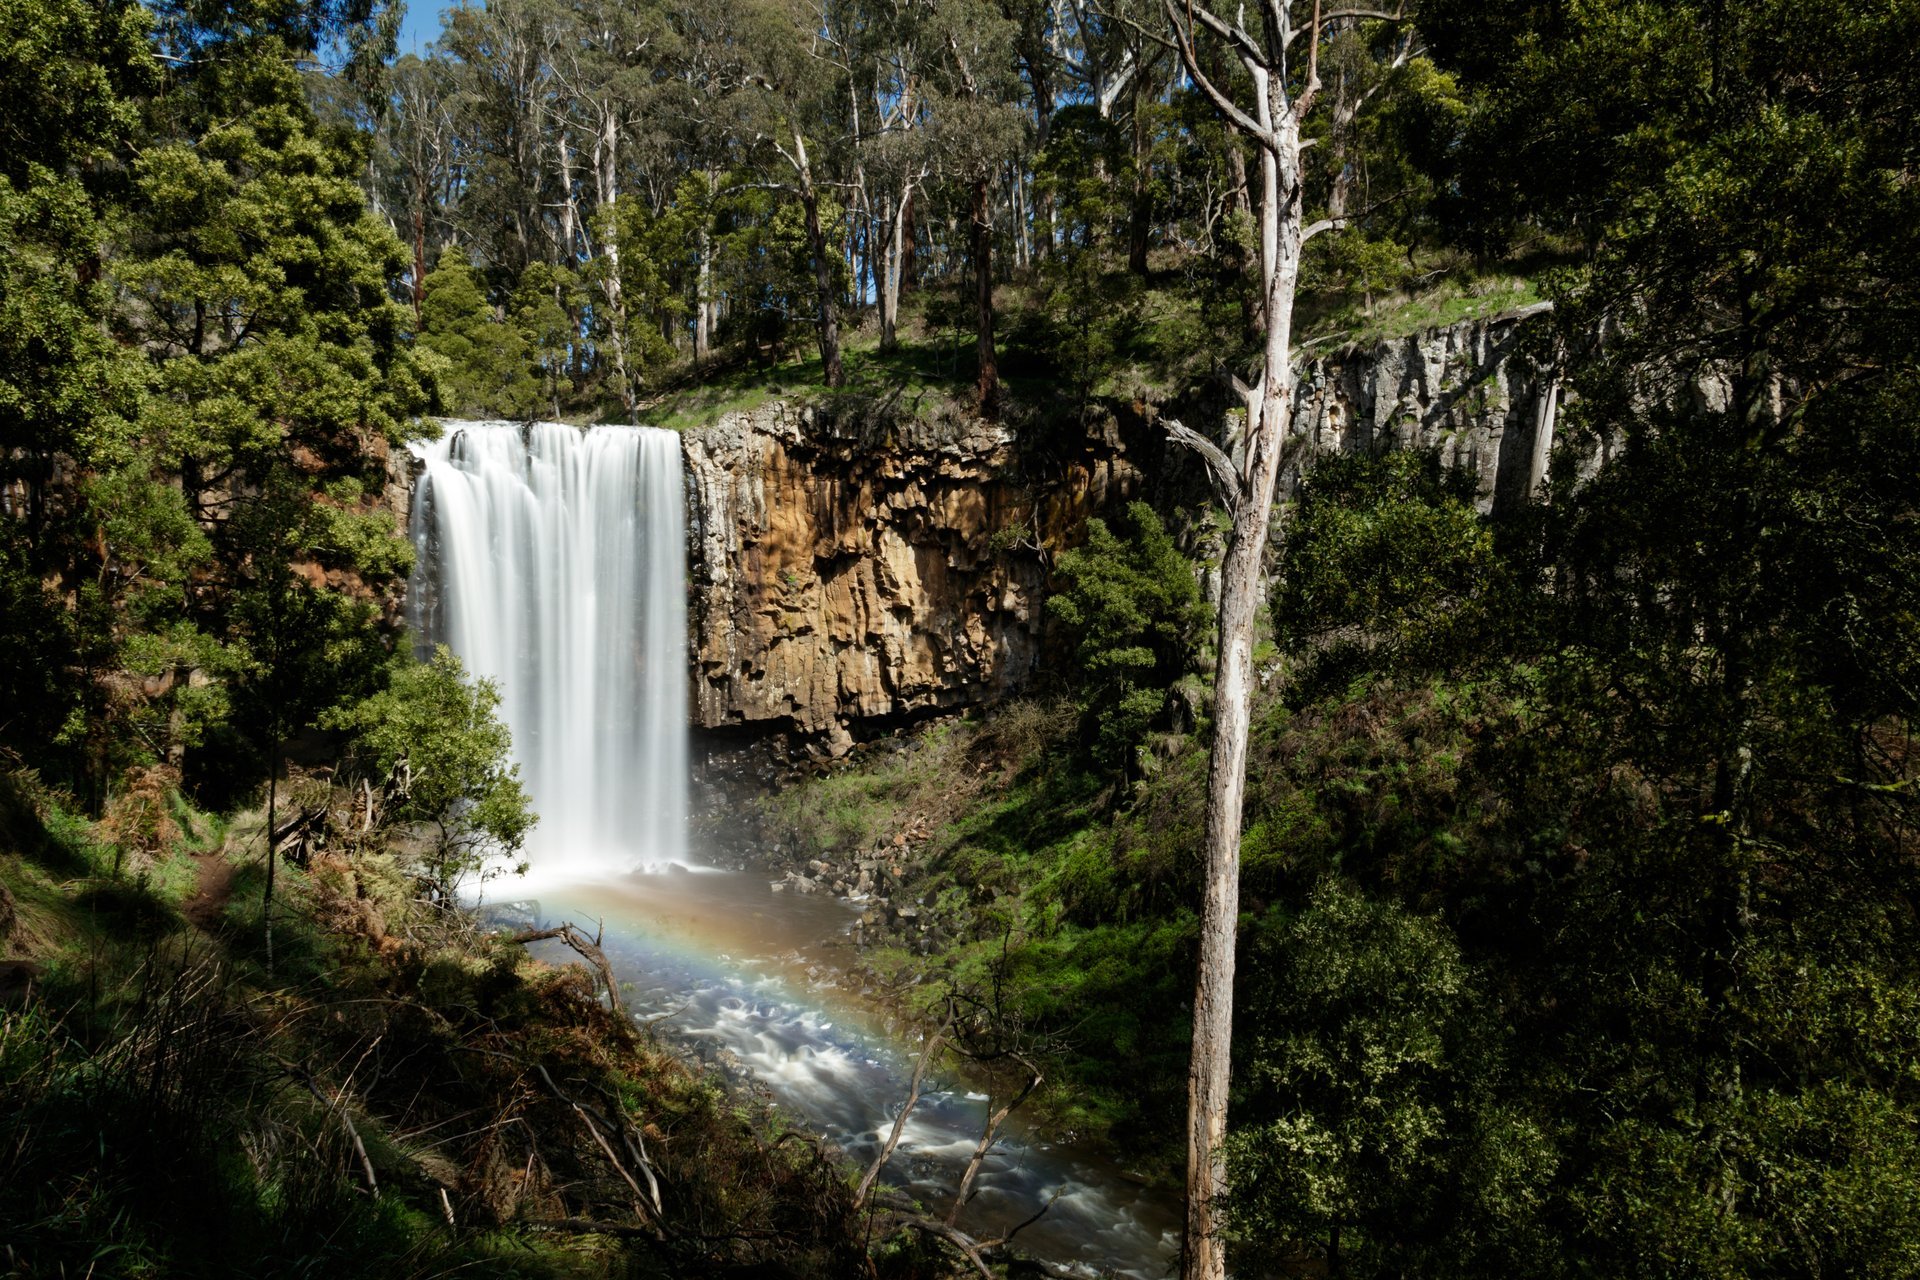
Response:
[407, 422, 689, 882]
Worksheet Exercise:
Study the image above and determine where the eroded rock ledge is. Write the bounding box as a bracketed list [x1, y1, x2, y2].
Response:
[682, 403, 1139, 752]
[679, 311, 1556, 752]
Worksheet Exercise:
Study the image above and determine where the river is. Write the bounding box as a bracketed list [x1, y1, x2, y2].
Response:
[505, 868, 1180, 1278]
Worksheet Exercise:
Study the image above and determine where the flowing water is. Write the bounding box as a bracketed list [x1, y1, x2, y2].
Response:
[409, 421, 1179, 1278]
[408, 422, 689, 882]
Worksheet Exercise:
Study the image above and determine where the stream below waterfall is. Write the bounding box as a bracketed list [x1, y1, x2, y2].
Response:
[412, 420, 1179, 1276]
[501, 869, 1180, 1279]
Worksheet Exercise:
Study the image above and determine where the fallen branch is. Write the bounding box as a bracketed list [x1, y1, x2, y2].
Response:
[513, 921, 626, 1020]
[458, 1044, 665, 1231]
[278, 1058, 378, 1197]
[900, 1217, 996, 1280]
[946, 1055, 1044, 1227]
[520, 1216, 657, 1238]
[856, 1005, 954, 1204]
[1162, 417, 1242, 506]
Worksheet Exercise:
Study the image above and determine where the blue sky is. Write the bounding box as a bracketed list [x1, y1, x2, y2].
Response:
[396, 0, 447, 55]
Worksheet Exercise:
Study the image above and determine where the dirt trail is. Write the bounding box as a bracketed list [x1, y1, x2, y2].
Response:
[184, 847, 239, 931]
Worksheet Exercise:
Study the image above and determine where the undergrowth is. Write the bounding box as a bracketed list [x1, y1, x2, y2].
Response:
[0, 767, 868, 1280]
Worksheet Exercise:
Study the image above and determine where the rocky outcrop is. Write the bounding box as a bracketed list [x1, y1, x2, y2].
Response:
[679, 312, 1557, 749]
[682, 402, 1139, 750]
[1290, 308, 1558, 514]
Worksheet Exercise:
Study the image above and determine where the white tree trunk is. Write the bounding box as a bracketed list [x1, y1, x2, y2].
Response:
[594, 108, 635, 411]
[880, 183, 912, 351]
[1182, 86, 1305, 1280]
[694, 224, 712, 364]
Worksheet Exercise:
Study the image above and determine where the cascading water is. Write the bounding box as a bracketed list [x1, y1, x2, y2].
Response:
[407, 421, 690, 884]
[407, 418, 1177, 1275]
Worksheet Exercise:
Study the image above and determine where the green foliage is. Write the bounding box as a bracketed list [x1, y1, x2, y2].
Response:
[1049, 502, 1210, 778]
[418, 245, 540, 419]
[324, 646, 534, 895]
[1273, 448, 1498, 692]
[1229, 879, 1552, 1275]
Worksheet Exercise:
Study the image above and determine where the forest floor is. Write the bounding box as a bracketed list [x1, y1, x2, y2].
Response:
[0, 766, 896, 1280]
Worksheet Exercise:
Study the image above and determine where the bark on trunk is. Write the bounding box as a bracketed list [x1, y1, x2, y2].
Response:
[971, 176, 999, 415]
[411, 199, 427, 327]
[880, 186, 911, 352]
[901, 188, 918, 289]
[1182, 101, 1304, 1280]
[594, 111, 635, 411]
[263, 731, 278, 979]
[794, 130, 845, 389]
[1128, 103, 1152, 275]
[694, 225, 712, 365]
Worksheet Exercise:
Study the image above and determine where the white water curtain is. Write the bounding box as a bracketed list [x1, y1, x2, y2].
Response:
[409, 422, 689, 881]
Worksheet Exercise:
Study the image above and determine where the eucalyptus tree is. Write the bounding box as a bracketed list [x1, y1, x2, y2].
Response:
[841, 0, 937, 352]
[1154, 3, 1407, 1275]
[548, 0, 673, 410]
[377, 53, 460, 320]
[715, 0, 857, 388]
[926, 0, 1026, 412]
[438, 0, 556, 273]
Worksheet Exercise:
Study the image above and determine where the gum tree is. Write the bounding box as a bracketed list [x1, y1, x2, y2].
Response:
[1154, 3, 1407, 1275]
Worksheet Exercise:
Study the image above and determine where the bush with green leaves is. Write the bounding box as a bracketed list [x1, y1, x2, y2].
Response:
[1228, 878, 1552, 1276]
[1048, 501, 1210, 778]
[1273, 448, 1497, 692]
[418, 246, 541, 419]
[324, 647, 533, 897]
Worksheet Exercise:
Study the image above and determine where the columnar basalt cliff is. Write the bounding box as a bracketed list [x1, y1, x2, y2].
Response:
[681, 402, 1139, 752]
[397, 314, 1555, 752]
[677, 312, 1556, 746]
[1288, 308, 1560, 515]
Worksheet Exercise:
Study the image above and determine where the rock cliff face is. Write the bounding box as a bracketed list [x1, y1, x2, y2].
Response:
[396, 314, 1554, 752]
[1289, 309, 1559, 514]
[678, 312, 1556, 747]
[681, 402, 1138, 751]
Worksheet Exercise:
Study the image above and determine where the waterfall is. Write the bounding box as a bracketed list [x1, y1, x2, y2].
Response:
[407, 421, 690, 883]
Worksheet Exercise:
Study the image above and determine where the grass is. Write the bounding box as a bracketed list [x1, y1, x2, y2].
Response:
[636, 309, 980, 432]
[1297, 270, 1547, 351]
[0, 766, 869, 1279]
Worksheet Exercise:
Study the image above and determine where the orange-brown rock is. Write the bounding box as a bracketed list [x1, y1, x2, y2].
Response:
[683, 402, 1139, 748]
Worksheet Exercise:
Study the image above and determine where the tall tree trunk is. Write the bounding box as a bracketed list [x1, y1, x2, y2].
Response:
[411, 197, 427, 326]
[594, 110, 636, 412]
[1012, 162, 1032, 269]
[1182, 97, 1305, 1280]
[793, 130, 845, 389]
[971, 175, 998, 414]
[901, 188, 918, 290]
[694, 223, 712, 365]
[555, 122, 582, 266]
[879, 192, 903, 352]
[263, 729, 278, 979]
[1129, 100, 1152, 274]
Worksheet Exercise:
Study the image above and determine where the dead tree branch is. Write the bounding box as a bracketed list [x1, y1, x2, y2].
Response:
[947, 1055, 1044, 1227]
[513, 921, 627, 1020]
[856, 1003, 954, 1204]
